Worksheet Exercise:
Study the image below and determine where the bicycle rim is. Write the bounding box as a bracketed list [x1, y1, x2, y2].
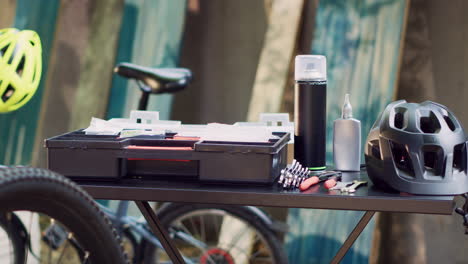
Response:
[27, 211, 86, 263]
[154, 209, 279, 264]
[121, 228, 139, 264]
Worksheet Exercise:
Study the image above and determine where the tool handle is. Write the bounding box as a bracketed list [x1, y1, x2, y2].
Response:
[299, 176, 319, 191]
[324, 178, 338, 189]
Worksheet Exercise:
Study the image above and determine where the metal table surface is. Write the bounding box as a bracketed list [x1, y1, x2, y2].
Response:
[74, 170, 457, 264]
[76, 170, 455, 215]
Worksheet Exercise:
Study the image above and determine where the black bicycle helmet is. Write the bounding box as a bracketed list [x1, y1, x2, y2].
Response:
[365, 100, 468, 195]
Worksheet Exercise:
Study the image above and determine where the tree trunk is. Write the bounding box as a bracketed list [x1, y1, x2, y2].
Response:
[0, 0, 16, 28]
[172, 0, 269, 124]
[371, 0, 436, 263]
[370, 213, 426, 264]
[68, 0, 124, 130]
[32, 0, 95, 167]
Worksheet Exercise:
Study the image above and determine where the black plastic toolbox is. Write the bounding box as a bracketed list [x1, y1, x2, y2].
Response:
[45, 130, 289, 184]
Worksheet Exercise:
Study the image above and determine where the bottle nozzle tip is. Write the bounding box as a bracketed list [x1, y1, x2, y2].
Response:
[342, 94, 353, 119]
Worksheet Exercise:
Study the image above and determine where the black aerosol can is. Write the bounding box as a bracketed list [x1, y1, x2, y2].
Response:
[294, 55, 327, 170]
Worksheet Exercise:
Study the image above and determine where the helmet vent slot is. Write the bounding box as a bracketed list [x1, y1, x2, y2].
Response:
[423, 152, 437, 170]
[419, 111, 441, 133]
[7, 46, 16, 64]
[390, 141, 415, 177]
[393, 107, 407, 129]
[16, 55, 25, 77]
[1, 85, 15, 102]
[443, 115, 456, 131]
[369, 140, 382, 160]
[394, 112, 404, 129]
[31, 63, 37, 82]
[15, 94, 28, 105]
[0, 44, 8, 57]
[453, 143, 466, 172]
[422, 145, 444, 176]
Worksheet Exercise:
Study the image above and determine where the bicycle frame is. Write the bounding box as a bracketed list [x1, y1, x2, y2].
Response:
[99, 202, 201, 264]
[99, 200, 285, 264]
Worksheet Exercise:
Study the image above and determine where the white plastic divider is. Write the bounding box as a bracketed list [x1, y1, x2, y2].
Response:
[84, 111, 294, 143]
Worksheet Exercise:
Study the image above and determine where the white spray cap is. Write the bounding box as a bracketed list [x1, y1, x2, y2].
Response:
[342, 94, 353, 119]
[295, 55, 327, 81]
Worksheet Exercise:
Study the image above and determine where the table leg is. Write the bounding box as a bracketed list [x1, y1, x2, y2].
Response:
[330, 211, 375, 264]
[135, 201, 186, 264]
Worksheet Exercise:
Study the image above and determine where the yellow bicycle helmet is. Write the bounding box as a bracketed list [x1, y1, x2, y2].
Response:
[0, 28, 42, 113]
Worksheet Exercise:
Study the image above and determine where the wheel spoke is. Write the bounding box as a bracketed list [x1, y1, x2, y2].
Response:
[173, 220, 216, 263]
[189, 217, 200, 240]
[190, 214, 245, 264]
[213, 214, 222, 246]
[248, 239, 272, 262]
[48, 240, 52, 264]
[55, 234, 71, 264]
[180, 218, 216, 264]
[225, 221, 250, 252]
[154, 208, 280, 264]
[199, 215, 206, 245]
[177, 220, 197, 243]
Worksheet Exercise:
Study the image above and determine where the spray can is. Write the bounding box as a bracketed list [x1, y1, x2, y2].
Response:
[294, 55, 327, 170]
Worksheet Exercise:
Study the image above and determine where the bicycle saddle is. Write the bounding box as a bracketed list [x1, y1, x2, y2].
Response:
[114, 62, 192, 94]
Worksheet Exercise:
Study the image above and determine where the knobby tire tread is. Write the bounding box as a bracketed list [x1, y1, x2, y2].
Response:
[0, 167, 129, 264]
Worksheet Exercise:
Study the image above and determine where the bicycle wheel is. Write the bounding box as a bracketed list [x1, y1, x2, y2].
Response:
[0, 212, 27, 264]
[142, 203, 288, 264]
[0, 166, 128, 264]
[121, 227, 139, 264]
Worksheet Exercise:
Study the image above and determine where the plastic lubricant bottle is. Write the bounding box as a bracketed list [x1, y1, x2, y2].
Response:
[333, 94, 361, 171]
[294, 55, 327, 171]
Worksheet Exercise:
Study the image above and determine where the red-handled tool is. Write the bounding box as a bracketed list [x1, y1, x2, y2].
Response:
[299, 172, 341, 191]
[324, 177, 338, 189]
[299, 176, 321, 191]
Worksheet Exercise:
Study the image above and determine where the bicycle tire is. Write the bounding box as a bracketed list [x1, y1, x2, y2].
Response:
[142, 203, 288, 264]
[0, 212, 27, 264]
[0, 167, 128, 264]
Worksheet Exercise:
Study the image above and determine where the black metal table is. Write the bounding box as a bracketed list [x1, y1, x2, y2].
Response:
[75, 170, 456, 264]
